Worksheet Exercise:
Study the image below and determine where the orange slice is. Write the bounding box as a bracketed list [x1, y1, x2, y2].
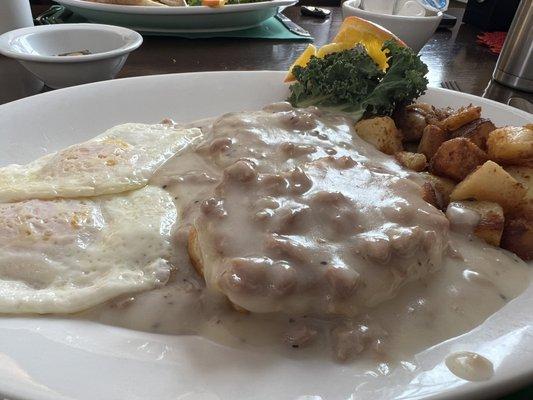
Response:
[316, 42, 353, 58]
[285, 16, 407, 82]
[333, 16, 406, 48]
[202, 0, 226, 7]
[284, 44, 317, 83]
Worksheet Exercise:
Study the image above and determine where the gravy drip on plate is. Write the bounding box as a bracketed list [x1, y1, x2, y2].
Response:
[83, 103, 531, 362]
[445, 351, 494, 381]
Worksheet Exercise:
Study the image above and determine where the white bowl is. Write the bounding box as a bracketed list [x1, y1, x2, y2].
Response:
[0, 23, 142, 89]
[342, 0, 443, 53]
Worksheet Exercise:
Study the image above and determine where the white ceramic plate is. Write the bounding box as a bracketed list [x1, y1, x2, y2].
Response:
[55, 0, 297, 33]
[0, 72, 532, 400]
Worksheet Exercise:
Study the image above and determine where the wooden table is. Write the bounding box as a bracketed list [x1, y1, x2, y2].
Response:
[1, 1, 532, 107]
[109, 6, 513, 98]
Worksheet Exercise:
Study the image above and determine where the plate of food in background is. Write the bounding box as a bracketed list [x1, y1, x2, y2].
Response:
[0, 16, 532, 400]
[53, 0, 297, 33]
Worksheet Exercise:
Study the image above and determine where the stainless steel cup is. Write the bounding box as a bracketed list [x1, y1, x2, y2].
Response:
[492, 0, 533, 93]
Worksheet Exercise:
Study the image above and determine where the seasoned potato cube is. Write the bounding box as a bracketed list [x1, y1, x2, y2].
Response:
[487, 126, 533, 164]
[394, 107, 428, 142]
[469, 202, 504, 247]
[505, 166, 533, 219]
[447, 200, 504, 246]
[418, 124, 448, 159]
[501, 217, 533, 261]
[438, 105, 481, 132]
[354, 116, 403, 155]
[450, 118, 496, 150]
[429, 138, 488, 181]
[405, 103, 453, 124]
[421, 182, 439, 208]
[395, 151, 427, 172]
[506, 166, 533, 199]
[394, 103, 454, 141]
[450, 160, 527, 211]
[419, 172, 456, 209]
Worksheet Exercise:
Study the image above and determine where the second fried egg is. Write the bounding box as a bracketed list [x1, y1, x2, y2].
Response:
[0, 123, 202, 203]
[0, 185, 177, 314]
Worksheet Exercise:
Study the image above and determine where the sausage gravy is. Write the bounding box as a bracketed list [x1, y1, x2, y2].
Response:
[82, 103, 531, 362]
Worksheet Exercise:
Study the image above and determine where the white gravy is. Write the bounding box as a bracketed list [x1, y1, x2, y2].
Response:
[81, 103, 531, 362]
[445, 351, 494, 381]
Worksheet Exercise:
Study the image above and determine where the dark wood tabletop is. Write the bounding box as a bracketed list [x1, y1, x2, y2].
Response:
[1, 1, 532, 107]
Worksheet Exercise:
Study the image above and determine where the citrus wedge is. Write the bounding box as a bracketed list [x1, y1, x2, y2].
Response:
[284, 44, 317, 83]
[202, 0, 227, 7]
[316, 42, 354, 58]
[333, 16, 406, 48]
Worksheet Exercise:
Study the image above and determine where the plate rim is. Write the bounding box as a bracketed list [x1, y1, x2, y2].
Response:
[1, 70, 531, 121]
[0, 71, 531, 400]
[55, 0, 298, 15]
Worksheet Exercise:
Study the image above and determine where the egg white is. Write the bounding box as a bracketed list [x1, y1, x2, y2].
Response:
[0, 185, 176, 314]
[0, 123, 202, 203]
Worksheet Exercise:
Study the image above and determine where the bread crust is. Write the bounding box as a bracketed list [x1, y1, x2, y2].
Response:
[187, 226, 204, 277]
[188, 226, 249, 313]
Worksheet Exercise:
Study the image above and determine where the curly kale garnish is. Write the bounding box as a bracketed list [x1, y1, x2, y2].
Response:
[288, 40, 429, 121]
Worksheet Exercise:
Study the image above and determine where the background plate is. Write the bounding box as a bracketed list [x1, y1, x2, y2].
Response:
[0, 71, 531, 400]
[55, 0, 298, 33]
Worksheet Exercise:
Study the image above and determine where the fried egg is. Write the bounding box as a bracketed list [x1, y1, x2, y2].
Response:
[0, 123, 202, 203]
[0, 186, 176, 314]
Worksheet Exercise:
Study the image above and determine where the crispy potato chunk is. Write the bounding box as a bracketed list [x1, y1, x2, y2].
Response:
[419, 172, 456, 209]
[429, 137, 488, 181]
[395, 151, 427, 172]
[418, 124, 448, 159]
[450, 160, 527, 211]
[525, 124, 533, 130]
[487, 126, 533, 164]
[421, 182, 439, 208]
[506, 166, 533, 199]
[406, 103, 453, 124]
[394, 103, 454, 142]
[505, 166, 533, 219]
[450, 118, 496, 150]
[437, 105, 481, 132]
[447, 200, 504, 246]
[501, 217, 533, 261]
[354, 116, 403, 155]
[394, 107, 428, 142]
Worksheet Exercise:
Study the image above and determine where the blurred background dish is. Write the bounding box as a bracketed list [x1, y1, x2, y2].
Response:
[54, 0, 298, 33]
[342, 0, 443, 52]
[0, 0, 34, 35]
[0, 23, 142, 88]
